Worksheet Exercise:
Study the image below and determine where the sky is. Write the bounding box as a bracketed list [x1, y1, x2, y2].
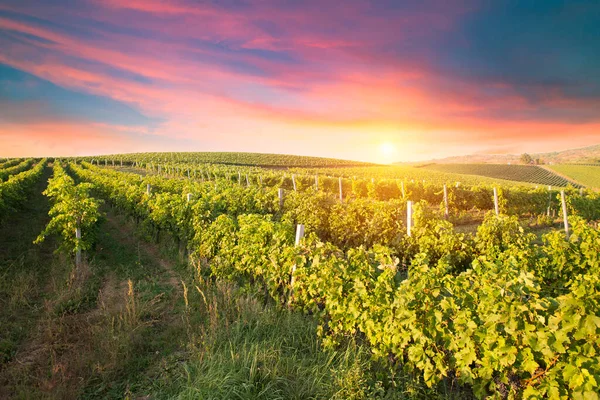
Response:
[0, 0, 599, 163]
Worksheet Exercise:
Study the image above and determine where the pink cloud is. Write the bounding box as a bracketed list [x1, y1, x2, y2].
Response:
[0, 0, 598, 161]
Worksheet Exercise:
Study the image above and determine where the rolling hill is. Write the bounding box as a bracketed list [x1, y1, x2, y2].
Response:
[402, 144, 600, 165]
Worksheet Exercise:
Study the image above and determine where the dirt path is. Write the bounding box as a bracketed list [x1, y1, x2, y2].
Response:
[0, 203, 188, 399]
[103, 209, 182, 291]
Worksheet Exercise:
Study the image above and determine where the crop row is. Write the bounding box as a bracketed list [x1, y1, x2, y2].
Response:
[68, 161, 599, 399]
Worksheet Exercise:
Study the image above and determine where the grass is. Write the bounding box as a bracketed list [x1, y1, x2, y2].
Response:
[547, 164, 600, 188]
[156, 280, 376, 400]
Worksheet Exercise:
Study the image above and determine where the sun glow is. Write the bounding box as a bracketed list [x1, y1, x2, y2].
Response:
[378, 142, 398, 162]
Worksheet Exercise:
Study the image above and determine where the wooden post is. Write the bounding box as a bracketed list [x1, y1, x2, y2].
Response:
[259, 175, 263, 186]
[561, 190, 569, 238]
[278, 188, 284, 208]
[580, 187, 584, 196]
[493, 187, 499, 216]
[121, 159, 123, 167]
[75, 227, 82, 267]
[238, 171, 241, 185]
[547, 186, 552, 216]
[187, 193, 192, 202]
[407, 201, 413, 237]
[295, 224, 305, 246]
[246, 174, 250, 187]
[315, 175, 318, 190]
[105, 159, 107, 166]
[112, 159, 114, 166]
[146, 183, 151, 195]
[289, 224, 305, 304]
[292, 174, 297, 191]
[339, 177, 343, 202]
[456, 182, 460, 188]
[187, 169, 190, 178]
[443, 184, 449, 219]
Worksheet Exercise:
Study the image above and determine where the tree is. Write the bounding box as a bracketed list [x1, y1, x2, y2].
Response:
[520, 153, 533, 164]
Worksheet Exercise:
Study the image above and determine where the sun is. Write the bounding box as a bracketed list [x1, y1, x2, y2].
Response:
[379, 142, 397, 157]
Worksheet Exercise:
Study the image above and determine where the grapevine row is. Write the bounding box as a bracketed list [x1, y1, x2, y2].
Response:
[0, 158, 36, 182]
[69, 161, 600, 399]
[35, 163, 103, 264]
[0, 159, 46, 223]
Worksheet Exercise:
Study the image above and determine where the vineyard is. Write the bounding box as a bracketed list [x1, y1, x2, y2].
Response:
[93, 152, 375, 168]
[547, 164, 600, 189]
[421, 163, 581, 188]
[1, 154, 599, 399]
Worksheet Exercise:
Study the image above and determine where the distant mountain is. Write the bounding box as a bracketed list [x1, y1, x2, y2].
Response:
[399, 144, 600, 165]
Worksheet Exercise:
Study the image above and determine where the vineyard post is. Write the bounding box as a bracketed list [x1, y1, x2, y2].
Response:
[120, 159, 123, 167]
[493, 187, 499, 216]
[295, 224, 305, 246]
[443, 184, 449, 219]
[292, 174, 297, 191]
[187, 193, 192, 202]
[246, 174, 250, 187]
[75, 227, 82, 267]
[187, 169, 190, 179]
[289, 224, 305, 305]
[579, 188, 584, 196]
[339, 177, 343, 202]
[238, 171, 241, 185]
[259, 175, 263, 186]
[278, 188, 284, 208]
[547, 186, 552, 216]
[105, 159, 107, 166]
[112, 159, 114, 166]
[456, 182, 460, 188]
[371, 178, 374, 184]
[315, 175, 318, 191]
[406, 201, 413, 237]
[146, 184, 151, 195]
[561, 190, 569, 238]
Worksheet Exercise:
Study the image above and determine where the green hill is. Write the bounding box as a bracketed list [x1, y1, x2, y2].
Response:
[547, 164, 600, 188]
[420, 163, 582, 187]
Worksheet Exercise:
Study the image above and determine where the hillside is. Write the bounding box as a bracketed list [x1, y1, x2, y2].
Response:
[547, 164, 600, 189]
[402, 144, 600, 165]
[420, 163, 582, 187]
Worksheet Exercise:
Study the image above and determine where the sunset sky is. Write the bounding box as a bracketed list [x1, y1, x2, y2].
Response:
[1, 0, 599, 162]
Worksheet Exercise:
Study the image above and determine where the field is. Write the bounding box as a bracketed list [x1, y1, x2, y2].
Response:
[88, 152, 374, 168]
[1, 154, 600, 399]
[420, 163, 581, 187]
[547, 164, 600, 189]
